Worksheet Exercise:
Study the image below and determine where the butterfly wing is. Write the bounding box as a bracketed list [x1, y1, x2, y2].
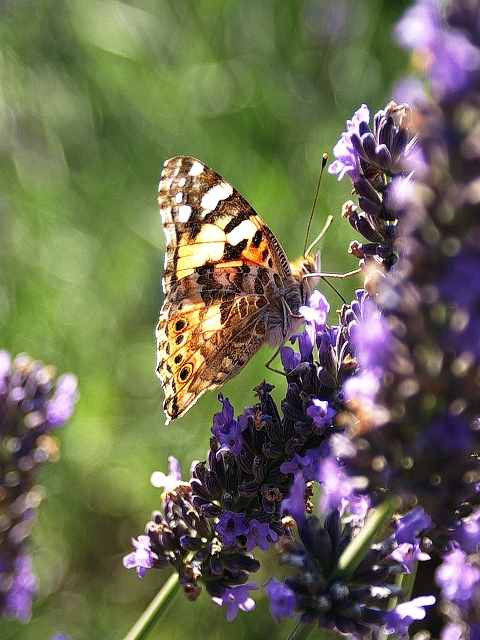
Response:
[158, 278, 272, 422]
[156, 156, 303, 423]
[160, 156, 292, 290]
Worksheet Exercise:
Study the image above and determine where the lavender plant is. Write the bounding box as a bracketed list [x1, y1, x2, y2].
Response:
[124, 1, 480, 638]
[0, 352, 78, 623]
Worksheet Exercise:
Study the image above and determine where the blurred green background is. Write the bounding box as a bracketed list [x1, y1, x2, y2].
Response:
[0, 0, 411, 638]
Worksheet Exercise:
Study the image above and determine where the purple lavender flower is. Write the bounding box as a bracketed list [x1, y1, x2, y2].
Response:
[395, 0, 480, 97]
[317, 456, 355, 514]
[280, 452, 314, 478]
[328, 2, 480, 637]
[216, 511, 249, 547]
[280, 470, 308, 528]
[385, 595, 436, 637]
[245, 519, 278, 552]
[280, 345, 301, 371]
[438, 251, 480, 362]
[391, 508, 432, 546]
[274, 510, 406, 633]
[123, 536, 156, 578]
[329, 102, 417, 273]
[0, 352, 78, 623]
[389, 542, 431, 575]
[211, 394, 248, 457]
[150, 455, 187, 495]
[45, 373, 78, 426]
[435, 548, 480, 607]
[297, 290, 330, 358]
[265, 578, 299, 622]
[306, 398, 336, 433]
[455, 507, 480, 554]
[2, 554, 37, 623]
[211, 583, 258, 621]
[328, 104, 370, 182]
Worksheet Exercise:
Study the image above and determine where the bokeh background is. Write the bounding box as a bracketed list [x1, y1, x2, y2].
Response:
[0, 0, 413, 638]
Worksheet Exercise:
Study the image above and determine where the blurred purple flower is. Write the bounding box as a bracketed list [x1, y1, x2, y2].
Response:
[317, 455, 355, 513]
[385, 595, 436, 637]
[395, 0, 480, 97]
[45, 374, 79, 426]
[455, 508, 480, 554]
[0, 352, 77, 623]
[265, 578, 299, 622]
[435, 548, 480, 606]
[2, 554, 37, 623]
[439, 251, 480, 362]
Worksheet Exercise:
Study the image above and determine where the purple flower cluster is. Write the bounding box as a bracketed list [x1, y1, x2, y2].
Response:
[124, 3, 480, 637]
[329, 101, 418, 273]
[0, 351, 78, 623]
[327, 1, 480, 637]
[125, 279, 436, 635]
[395, 0, 480, 98]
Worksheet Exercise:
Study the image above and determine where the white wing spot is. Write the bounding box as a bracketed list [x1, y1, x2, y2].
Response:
[201, 182, 233, 213]
[188, 161, 204, 176]
[175, 191, 184, 203]
[226, 219, 258, 246]
[177, 205, 192, 222]
[178, 177, 187, 187]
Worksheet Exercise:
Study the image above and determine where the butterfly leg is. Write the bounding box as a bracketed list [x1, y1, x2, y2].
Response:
[265, 347, 287, 376]
[302, 268, 362, 280]
[264, 297, 303, 376]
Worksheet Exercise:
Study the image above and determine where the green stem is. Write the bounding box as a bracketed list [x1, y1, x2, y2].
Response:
[286, 497, 401, 640]
[287, 622, 342, 640]
[287, 622, 315, 640]
[121, 572, 180, 640]
[331, 495, 400, 582]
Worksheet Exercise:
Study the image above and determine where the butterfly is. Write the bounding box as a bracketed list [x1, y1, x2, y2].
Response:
[156, 156, 320, 423]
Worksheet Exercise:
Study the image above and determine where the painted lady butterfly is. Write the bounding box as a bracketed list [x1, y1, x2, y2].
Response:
[156, 156, 320, 423]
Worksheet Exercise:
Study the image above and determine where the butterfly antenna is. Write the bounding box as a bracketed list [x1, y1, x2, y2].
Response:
[303, 153, 329, 257]
[305, 214, 334, 257]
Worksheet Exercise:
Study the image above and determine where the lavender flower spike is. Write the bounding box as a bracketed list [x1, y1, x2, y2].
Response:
[0, 352, 78, 623]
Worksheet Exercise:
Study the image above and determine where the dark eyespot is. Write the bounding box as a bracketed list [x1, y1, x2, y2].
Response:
[174, 319, 186, 332]
[179, 366, 190, 381]
[174, 354, 183, 364]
